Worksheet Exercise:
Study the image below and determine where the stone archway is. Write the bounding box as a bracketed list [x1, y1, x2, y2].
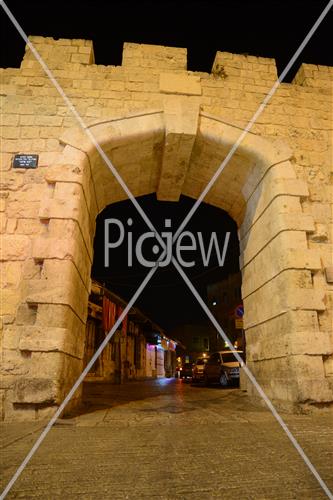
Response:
[3, 105, 332, 420]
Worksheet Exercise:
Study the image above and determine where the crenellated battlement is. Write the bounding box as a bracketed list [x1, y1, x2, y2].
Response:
[15, 36, 332, 90]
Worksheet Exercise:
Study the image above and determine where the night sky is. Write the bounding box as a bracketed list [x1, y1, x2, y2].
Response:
[92, 195, 239, 328]
[1, 1, 332, 75]
[1, 0, 331, 329]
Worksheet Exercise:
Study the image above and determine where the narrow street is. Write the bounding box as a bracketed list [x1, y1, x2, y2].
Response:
[1, 379, 333, 499]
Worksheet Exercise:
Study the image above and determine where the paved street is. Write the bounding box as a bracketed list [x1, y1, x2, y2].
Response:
[1, 379, 333, 499]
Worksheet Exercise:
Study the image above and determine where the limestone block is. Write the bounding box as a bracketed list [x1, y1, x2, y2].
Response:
[1, 235, 31, 261]
[2, 397, 38, 422]
[240, 197, 315, 266]
[32, 234, 92, 287]
[122, 43, 187, 70]
[323, 356, 333, 377]
[241, 176, 309, 238]
[54, 181, 95, 235]
[38, 196, 93, 255]
[7, 184, 47, 205]
[291, 355, 332, 402]
[0, 172, 25, 191]
[71, 52, 94, 65]
[160, 73, 202, 96]
[1, 152, 15, 171]
[14, 377, 60, 404]
[32, 236, 76, 260]
[246, 355, 332, 406]
[246, 311, 331, 361]
[88, 112, 165, 154]
[310, 223, 329, 242]
[245, 358, 299, 403]
[16, 219, 42, 235]
[241, 239, 321, 298]
[6, 219, 17, 233]
[1, 289, 21, 315]
[18, 325, 83, 359]
[25, 260, 89, 323]
[244, 270, 326, 328]
[247, 308, 318, 339]
[7, 200, 40, 218]
[2, 325, 21, 350]
[45, 164, 83, 184]
[45, 164, 95, 216]
[21, 259, 42, 281]
[38, 152, 62, 166]
[157, 96, 200, 201]
[199, 113, 290, 170]
[1, 350, 29, 376]
[61, 144, 91, 167]
[0, 214, 6, 233]
[1, 261, 22, 288]
[15, 303, 38, 326]
[36, 304, 84, 336]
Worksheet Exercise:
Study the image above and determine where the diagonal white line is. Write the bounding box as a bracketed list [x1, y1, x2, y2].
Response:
[173, 0, 333, 241]
[169, 3, 333, 496]
[172, 257, 333, 499]
[0, 0, 166, 250]
[1, 0, 332, 498]
[0, 2, 168, 497]
[0, 266, 159, 499]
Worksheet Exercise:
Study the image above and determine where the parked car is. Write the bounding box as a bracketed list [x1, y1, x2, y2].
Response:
[179, 362, 193, 380]
[203, 350, 244, 386]
[192, 357, 208, 383]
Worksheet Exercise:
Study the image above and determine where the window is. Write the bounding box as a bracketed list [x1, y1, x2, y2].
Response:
[221, 352, 243, 364]
[208, 353, 220, 365]
[193, 336, 199, 345]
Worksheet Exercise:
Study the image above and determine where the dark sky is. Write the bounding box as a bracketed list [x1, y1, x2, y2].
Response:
[1, 0, 332, 76]
[1, 0, 331, 329]
[92, 195, 239, 329]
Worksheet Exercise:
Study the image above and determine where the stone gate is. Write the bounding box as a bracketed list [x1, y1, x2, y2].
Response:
[1, 37, 332, 420]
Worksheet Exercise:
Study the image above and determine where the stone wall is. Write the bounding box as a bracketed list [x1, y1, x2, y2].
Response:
[1, 37, 332, 419]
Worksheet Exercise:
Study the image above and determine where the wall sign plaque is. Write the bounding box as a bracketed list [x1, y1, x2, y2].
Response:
[13, 154, 39, 169]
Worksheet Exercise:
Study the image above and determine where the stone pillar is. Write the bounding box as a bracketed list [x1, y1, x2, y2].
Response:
[1, 145, 97, 420]
[240, 160, 332, 409]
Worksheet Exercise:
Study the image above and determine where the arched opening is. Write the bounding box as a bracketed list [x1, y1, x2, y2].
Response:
[80, 193, 241, 410]
[15, 109, 330, 419]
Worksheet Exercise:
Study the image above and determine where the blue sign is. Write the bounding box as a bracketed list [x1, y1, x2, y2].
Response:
[235, 304, 244, 318]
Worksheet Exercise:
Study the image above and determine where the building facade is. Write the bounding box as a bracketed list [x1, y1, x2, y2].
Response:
[84, 281, 177, 384]
[1, 37, 332, 419]
[171, 323, 211, 363]
[207, 272, 244, 350]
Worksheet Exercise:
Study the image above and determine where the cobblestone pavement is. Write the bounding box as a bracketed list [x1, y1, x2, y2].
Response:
[1, 378, 333, 499]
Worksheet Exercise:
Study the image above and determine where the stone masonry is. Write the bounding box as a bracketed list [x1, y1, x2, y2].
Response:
[0, 37, 332, 420]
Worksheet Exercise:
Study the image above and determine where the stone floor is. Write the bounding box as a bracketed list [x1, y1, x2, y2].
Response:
[1, 378, 333, 499]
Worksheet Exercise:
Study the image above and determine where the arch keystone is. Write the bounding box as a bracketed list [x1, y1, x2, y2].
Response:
[157, 96, 200, 201]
